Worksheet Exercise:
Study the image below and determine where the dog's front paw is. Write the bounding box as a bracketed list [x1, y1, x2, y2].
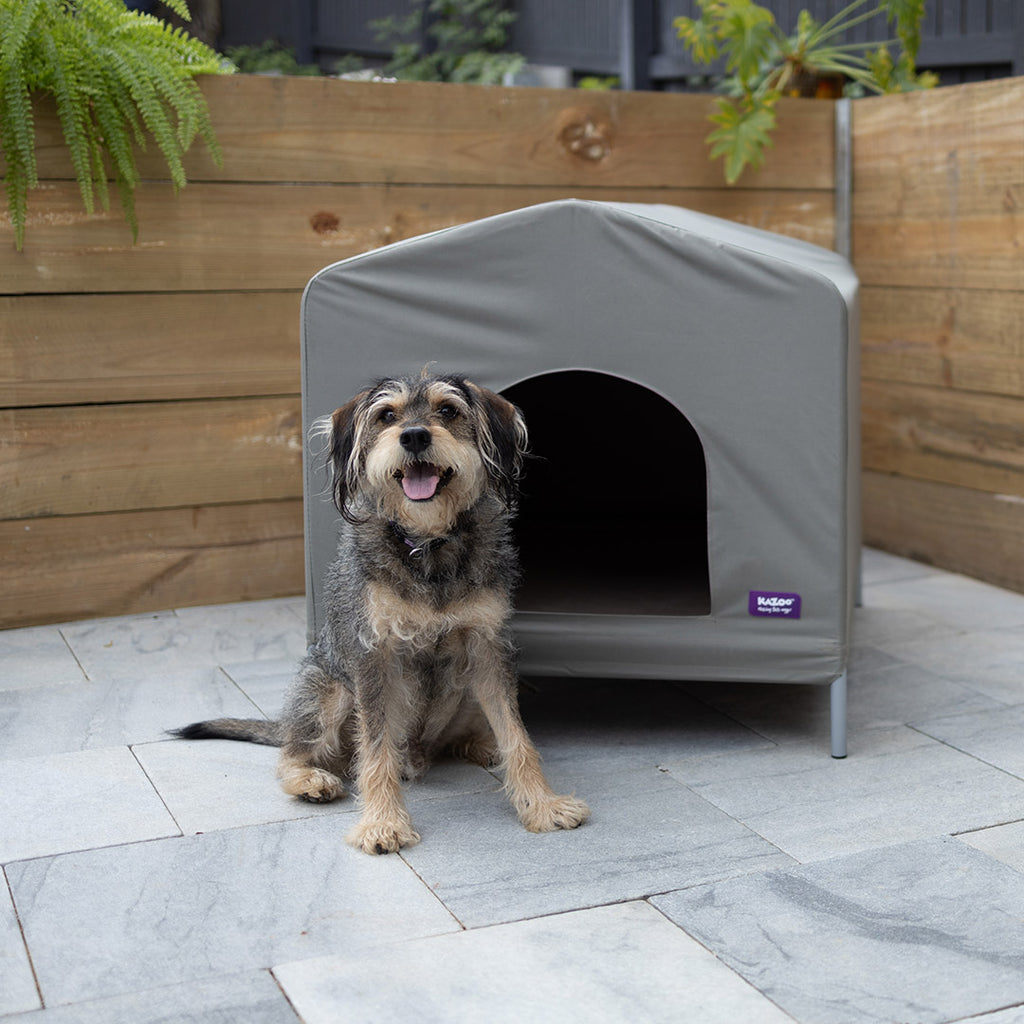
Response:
[347, 816, 421, 855]
[279, 766, 346, 803]
[520, 794, 590, 833]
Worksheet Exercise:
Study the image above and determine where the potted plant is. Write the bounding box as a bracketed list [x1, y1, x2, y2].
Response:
[371, 0, 526, 84]
[676, 0, 938, 183]
[0, 0, 228, 249]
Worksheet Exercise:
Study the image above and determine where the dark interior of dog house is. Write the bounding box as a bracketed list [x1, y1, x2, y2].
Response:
[502, 370, 710, 618]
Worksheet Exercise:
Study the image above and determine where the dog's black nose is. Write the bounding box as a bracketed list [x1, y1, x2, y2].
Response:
[399, 426, 432, 455]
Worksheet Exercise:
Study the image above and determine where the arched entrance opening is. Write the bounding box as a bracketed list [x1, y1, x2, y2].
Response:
[502, 370, 710, 617]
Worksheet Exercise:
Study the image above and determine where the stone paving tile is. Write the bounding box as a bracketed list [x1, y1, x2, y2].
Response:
[399, 760, 793, 928]
[6, 817, 460, 1007]
[0, 878, 39, 1016]
[133, 739, 351, 835]
[274, 901, 794, 1024]
[518, 677, 775, 768]
[881, 627, 1024, 705]
[860, 547, 943, 586]
[0, 669, 262, 760]
[863, 571, 1024, 632]
[136, 738, 500, 836]
[220, 658, 296, 718]
[60, 601, 306, 680]
[913, 703, 1024, 779]
[0, 747, 180, 863]
[958, 1007, 1024, 1024]
[850, 604, 949, 649]
[0, 624, 86, 691]
[682, 645, 1001, 749]
[662, 726, 1024, 863]
[652, 837, 1024, 1024]
[0, 971, 300, 1023]
[957, 820, 1024, 874]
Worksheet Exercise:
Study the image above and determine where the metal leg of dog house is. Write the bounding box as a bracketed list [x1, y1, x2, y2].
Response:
[830, 672, 848, 758]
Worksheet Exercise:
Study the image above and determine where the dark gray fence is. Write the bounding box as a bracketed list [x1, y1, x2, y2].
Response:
[218, 0, 1023, 89]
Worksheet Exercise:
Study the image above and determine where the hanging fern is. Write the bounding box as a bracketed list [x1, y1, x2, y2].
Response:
[0, 0, 229, 249]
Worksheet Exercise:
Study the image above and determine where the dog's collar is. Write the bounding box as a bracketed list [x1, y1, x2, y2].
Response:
[389, 521, 451, 558]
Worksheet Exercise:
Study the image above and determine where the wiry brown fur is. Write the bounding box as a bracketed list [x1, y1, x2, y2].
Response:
[172, 371, 588, 854]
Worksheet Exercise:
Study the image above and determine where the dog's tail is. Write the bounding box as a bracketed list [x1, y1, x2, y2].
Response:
[168, 718, 283, 746]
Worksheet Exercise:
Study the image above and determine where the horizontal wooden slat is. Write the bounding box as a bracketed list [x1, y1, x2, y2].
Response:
[0, 500, 304, 628]
[1, 397, 302, 519]
[852, 215, 1024, 291]
[1, 183, 835, 294]
[852, 78, 1024, 290]
[19, 76, 836, 191]
[0, 292, 301, 407]
[861, 380, 1024, 496]
[853, 79, 1024, 217]
[861, 286, 1024, 399]
[862, 470, 1024, 595]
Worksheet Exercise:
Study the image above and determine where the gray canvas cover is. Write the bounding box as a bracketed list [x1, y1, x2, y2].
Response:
[301, 199, 859, 686]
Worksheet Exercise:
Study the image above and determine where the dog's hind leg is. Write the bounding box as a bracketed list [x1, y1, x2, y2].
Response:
[276, 665, 355, 804]
[278, 747, 347, 803]
[469, 644, 589, 834]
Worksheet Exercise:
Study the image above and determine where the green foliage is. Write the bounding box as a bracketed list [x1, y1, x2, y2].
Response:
[373, 0, 525, 84]
[225, 40, 323, 77]
[707, 93, 777, 184]
[0, 0, 228, 249]
[676, 0, 937, 183]
[577, 76, 620, 91]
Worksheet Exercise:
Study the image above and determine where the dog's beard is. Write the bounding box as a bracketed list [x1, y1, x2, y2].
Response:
[363, 438, 487, 538]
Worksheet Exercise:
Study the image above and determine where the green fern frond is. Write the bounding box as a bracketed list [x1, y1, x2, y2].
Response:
[39, 28, 95, 214]
[158, 0, 194, 21]
[105, 47, 188, 189]
[0, 63, 37, 248]
[2, 0, 45, 63]
[0, 0, 230, 250]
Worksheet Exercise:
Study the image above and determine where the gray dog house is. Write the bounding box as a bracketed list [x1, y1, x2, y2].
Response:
[301, 200, 860, 757]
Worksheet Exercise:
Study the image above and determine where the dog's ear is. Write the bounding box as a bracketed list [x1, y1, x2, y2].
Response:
[468, 383, 529, 508]
[321, 393, 366, 522]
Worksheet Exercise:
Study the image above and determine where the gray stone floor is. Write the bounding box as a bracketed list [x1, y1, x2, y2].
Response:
[3, 548, 1024, 1023]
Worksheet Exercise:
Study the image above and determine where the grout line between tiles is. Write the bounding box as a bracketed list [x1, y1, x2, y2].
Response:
[129, 744, 188, 838]
[4, 864, 45, 1012]
[643, 894, 801, 1022]
[57, 627, 92, 683]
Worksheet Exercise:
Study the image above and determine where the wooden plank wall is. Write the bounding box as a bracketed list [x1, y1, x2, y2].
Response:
[853, 77, 1024, 593]
[1, 76, 836, 628]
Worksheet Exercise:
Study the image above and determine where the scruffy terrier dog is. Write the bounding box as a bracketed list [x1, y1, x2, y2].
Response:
[173, 372, 589, 854]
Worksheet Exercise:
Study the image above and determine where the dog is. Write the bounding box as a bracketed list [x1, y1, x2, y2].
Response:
[172, 371, 589, 854]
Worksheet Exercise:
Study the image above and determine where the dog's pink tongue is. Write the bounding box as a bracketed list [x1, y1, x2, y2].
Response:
[402, 463, 440, 500]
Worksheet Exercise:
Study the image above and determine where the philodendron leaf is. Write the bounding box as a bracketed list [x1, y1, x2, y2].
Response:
[883, 0, 927, 59]
[707, 95, 777, 184]
[674, 13, 720, 65]
[716, 1, 778, 81]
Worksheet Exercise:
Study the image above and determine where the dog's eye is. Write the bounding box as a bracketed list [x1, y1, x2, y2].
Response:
[437, 404, 459, 421]
[378, 408, 396, 424]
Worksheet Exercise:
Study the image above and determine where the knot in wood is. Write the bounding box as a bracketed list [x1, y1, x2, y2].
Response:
[310, 211, 340, 235]
[559, 118, 610, 162]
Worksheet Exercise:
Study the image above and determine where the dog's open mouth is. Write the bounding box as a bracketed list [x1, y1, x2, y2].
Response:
[396, 463, 453, 501]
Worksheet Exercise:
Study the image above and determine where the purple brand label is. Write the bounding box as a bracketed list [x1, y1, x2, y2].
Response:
[749, 591, 802, 619]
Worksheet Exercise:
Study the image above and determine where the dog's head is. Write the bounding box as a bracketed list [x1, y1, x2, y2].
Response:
[318, 372, 528, 536]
